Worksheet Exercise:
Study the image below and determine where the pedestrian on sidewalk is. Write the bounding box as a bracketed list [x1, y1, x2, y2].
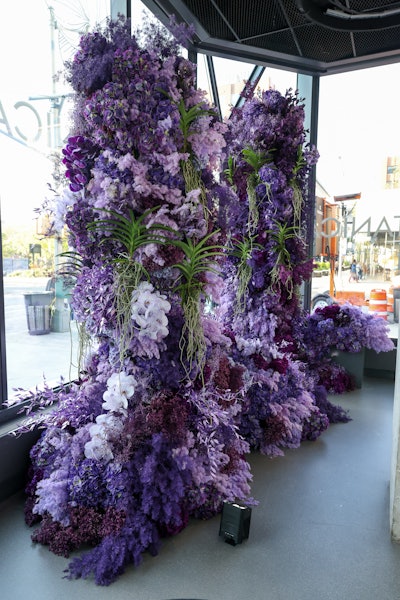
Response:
[349, 259, 358, 282]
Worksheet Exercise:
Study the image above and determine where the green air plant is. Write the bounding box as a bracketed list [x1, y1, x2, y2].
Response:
[87, 207, 173, 365]
[229, 235, 262, 314]
[290, 146, 307, 231]
[242, 147, 271, 234]
[223, 155, 237, 189]
[171, 231, 223, 380]
[177, 99, 217, 226]
[266, 220, 301, 298]
[57, 250, 84, 281]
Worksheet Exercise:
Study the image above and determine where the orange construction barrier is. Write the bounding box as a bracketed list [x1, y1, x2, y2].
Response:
[387, 286, 394, 314]
[369, 288, 387, 320]
[335, 290, 365, 307]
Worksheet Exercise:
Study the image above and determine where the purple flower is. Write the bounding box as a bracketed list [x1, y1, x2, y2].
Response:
[62, 135, 98, 192]
[300, 303, 394, 360]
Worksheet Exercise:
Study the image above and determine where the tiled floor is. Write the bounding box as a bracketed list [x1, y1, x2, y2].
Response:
[1, 377, 400, 600]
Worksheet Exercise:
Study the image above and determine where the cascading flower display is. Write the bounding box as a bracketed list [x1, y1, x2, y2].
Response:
[24, 16, 254, 586]
[300, 302, 394, 358]
[220, 88, 347, 453]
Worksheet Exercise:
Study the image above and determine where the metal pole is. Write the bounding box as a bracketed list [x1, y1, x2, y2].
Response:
[297, 73, 320, 312]
[48, 6, 69, 332]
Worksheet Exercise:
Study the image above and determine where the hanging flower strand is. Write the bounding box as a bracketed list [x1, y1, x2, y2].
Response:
[177, 98, 218, 226]
[266, 220, 302, 298]
[229, 235, 262, 314]
[241, 147, 272, 234]
[171, 231, 223, 379]
[290, 146, 307, 232]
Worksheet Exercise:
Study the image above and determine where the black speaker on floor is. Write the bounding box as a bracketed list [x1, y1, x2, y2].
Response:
[219, 501, 252, 545]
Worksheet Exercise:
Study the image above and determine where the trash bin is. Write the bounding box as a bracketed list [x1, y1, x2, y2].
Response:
[23, 291, 53, 335]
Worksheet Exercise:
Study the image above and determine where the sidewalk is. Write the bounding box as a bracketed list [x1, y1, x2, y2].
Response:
[312, 272, 394, 301]
[3, 277, 80, 401]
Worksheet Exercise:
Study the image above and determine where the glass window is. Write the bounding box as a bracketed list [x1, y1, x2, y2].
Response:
[209, 57, 257, 119]
[312, 64, 400, 304]
[0, 1, 110, 405]
[257, 66, 297, 95]
[196, 54, 214, 106]
[197, 56, 297, 120]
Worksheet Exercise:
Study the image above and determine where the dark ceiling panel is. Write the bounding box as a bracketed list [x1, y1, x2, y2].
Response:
[185, 0, 235, 40]
[353, 25, 400, 56]
[246, 29, 302, 58]
[280, 0, 311, 27]
[140, 0, 400, 75]
[295, 24, 355, 62]
[350, 0, 398, 10]
[212, 0, 289, 40]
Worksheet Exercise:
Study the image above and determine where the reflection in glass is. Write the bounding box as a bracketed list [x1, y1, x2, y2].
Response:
[0, 1, 110, 403]
[212, 57, 255, 119]
[257, 67, 297, 96]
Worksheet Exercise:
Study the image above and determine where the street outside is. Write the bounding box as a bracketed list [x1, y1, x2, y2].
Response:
[3, 277, 79, 401]
[312, 269, 394, 302]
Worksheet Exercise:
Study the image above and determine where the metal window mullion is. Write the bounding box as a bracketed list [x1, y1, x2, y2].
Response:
[206, 55, 222, 121]
[234, 65, 265, 110]
[0, 203, 8, 404]
[297, 73, 320, 312]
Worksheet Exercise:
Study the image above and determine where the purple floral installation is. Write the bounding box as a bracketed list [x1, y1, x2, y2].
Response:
[21, 15, 368, 587]
[218, 88, 350, 453]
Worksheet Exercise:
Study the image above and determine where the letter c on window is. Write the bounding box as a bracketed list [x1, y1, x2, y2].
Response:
[14, 101, 42, 143]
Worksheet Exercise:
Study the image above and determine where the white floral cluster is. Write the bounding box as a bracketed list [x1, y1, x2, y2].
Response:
[235, 335, 263, 356]
[84, 372, 136, 462]
[131, 281, 171, 341]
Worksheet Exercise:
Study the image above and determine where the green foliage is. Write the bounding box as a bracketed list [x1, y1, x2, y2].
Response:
[57, 251, 84, 280]
[172, 231, 223, 297]
[223, 155, 237, 187]
[292, 145, 306, 176]
[267, 220, 299, 266]
[266, 220, 302, 298]
[314, 261, 330, 270]
[87, 206, 172, 260]
[177, 99, 216, 153]
[242, 147, 270, 172]
[229, 235, 262, 314]
[171, 231, 223, 378]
